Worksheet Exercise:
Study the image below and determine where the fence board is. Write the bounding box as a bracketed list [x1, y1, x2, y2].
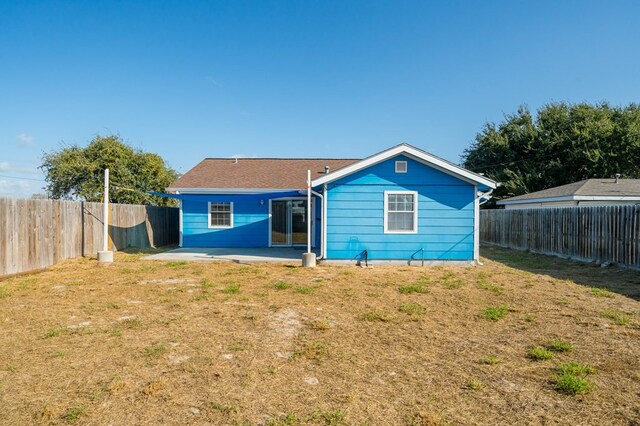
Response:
[0, 198, 178, 276]
[480, 206, 640, 270]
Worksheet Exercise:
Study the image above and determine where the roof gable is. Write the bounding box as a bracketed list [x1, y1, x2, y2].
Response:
[328, 154, 472, 187]
[311, 144, 497, 189]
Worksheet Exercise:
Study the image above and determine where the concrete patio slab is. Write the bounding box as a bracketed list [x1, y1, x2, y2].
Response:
[142, 247, 317, 264]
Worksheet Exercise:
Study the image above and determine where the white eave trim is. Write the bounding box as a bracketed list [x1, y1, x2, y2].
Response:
[497, 195, 640, 205]
[310, 144, 497, 189]
[166, 187, 299, 194]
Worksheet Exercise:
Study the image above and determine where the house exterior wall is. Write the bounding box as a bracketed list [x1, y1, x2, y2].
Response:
[325, 155, 475, 260]
[181, 192, 318, 248]
[503, 201, 576, 209]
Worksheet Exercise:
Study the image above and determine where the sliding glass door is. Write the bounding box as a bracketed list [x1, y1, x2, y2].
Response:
[271, 199, 309, 246]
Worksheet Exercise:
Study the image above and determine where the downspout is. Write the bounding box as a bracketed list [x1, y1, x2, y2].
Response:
[478, 189, 494, 205]
[474, 188, 494, 265]
[177, 191, 183, 247]
[473, 185, 480, 264]
[323, 183, 328, 259]
[310, 188, 324, 260]
[304, 183, 328, 260]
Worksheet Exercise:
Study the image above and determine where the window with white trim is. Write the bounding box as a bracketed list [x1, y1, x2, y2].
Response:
[395, 160, 407, 173]
[209, 202, 233, 228]
[384, 191, 417, 233]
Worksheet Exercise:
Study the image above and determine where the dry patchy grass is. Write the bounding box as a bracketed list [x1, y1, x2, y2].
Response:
[0, 246, 639, 425]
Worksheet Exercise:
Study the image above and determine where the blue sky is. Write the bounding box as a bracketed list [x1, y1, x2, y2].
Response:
[1, 0, 639, 197]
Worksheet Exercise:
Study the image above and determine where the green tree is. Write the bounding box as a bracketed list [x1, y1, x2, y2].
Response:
[462, 102, 640, 207]
[41, 135, 179, 206]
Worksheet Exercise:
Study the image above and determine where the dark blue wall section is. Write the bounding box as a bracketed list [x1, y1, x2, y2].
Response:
[182, 191, 318, 248]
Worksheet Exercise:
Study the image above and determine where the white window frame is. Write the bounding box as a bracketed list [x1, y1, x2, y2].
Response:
[208, 201, 234, 229]
[395, 160, 407, 173]
[384, 191, 418, 234]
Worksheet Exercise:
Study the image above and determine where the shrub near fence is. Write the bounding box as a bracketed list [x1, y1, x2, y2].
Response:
[0, 198, 178, 276]
[480, 206, 640, 270]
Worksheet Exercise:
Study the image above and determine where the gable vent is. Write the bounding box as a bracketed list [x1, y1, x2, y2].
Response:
[395, 160, 407, 173]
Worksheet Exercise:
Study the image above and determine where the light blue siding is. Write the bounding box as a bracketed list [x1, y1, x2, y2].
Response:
[325, 155, 475, 260]
[181, 192, 318, 248]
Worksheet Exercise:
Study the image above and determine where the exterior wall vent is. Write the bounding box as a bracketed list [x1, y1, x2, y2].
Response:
[395, 160, 407, 173]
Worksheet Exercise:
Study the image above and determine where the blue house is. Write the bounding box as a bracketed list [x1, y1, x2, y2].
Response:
[167, 144, 497, 263]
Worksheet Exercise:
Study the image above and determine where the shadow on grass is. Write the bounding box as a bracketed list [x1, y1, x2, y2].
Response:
[119, 245, 178, 256]
[481, 244, 640, 301]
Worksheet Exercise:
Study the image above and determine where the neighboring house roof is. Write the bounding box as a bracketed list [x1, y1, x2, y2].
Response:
[497, 179, 640, 205]
[168, 158, 358, 192]
[311, 143, 498, 190]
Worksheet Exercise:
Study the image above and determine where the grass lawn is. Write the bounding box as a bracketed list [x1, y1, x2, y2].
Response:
[0, 246, 639, 425]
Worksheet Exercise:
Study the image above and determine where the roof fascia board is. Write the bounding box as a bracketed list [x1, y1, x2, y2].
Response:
[167, 187, 299, 194]
[401, 152, 482, 187]
[310, 144, 497, 189]
[573, 195, 640, 201]
[497, 195, 640, 205]
[497, 196, 575, 205]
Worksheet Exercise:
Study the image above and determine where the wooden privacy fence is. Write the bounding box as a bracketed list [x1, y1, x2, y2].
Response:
[0, 198, 179, 276]
[480, 206, 640, 269]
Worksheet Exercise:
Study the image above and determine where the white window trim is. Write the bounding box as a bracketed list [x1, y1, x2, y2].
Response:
[384, 190, 418, 234]
[395, 160, 407, 173]
[208, 201, 234, 229]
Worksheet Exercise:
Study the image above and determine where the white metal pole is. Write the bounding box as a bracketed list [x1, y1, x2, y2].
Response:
[103, 168, 109, 252]
[323, 184, 327, 259]
[307, 169, 311, 254]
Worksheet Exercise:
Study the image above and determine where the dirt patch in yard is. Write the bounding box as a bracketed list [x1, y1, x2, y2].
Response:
[0, 247, 639, 425]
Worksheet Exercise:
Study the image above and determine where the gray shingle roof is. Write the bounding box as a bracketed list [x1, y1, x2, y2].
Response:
[498, 179, 640, 203]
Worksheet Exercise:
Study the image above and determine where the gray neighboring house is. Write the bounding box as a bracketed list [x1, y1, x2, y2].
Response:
[497, 178, 640, 209]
